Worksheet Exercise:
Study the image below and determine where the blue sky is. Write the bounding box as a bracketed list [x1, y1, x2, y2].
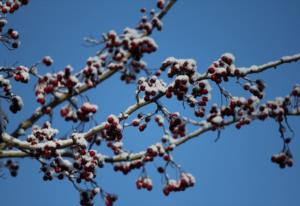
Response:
[1, 0, 300, 206]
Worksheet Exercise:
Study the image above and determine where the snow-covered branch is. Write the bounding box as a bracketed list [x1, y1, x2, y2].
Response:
[240, 53, 300, 75]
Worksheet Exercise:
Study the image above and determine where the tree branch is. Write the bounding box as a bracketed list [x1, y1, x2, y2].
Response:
[240, 53, 300, 75]
[9, 0, 178, 139]
[2, 109, 299, 160]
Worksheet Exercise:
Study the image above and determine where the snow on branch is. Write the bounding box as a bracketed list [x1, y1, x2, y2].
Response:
[240, 53, 300, 75]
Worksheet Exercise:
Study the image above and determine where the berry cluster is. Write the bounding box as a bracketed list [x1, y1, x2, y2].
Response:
[145, 143, 166, 161]
[101, 115, 123, 141]
[14, 65, 29, 83]
[0, 0, 26, 49]
[154, 114, 164, 127]
[72, 149, 103, 182]
[9, 95, 23, 113]
[209, 98, 257, 130]
[136, 177, 153, 191]
[131, 112, 154, 132]
[207, 53, 241, 83]
[206, 104, 222, 126]
[137, 13, 162, 33]
[107, 26, 158, 81]
[35, 143, 59, 159]
[167, 75, 190, 101]
[265, 97, 290, 122]
[60, 102, 98, 122]
[0, 74, 25, 113]
[163, 173, 195, 196]
[137, 76, 167, 101]
[162, 58, 201, 102]
[164, 57, 197, 80]
[191, 80, 211, 103]
[271, 152, 293, 169]
[35, 65, 79, 105]
[242, 79, 265, 99]
[104, 194, 117, 206]
[102, 27, 157, 84]
[42, 56, 53, 67]
[1, 27, 20, 48]
[40, 156, 73, 180]
[128, 36, 158, 60]
[5, 159, 19, 177]
[82, 56, 105, 87]
[79, 188, 100, 206]
[26, 121, 58, 144]
[0, 0, 29, 14]
[168, 113, 186, 139]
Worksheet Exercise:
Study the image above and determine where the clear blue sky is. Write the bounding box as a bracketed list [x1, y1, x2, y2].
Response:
[1, 0, 300, 206]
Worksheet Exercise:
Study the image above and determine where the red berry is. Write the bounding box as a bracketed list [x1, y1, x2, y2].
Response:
[157, 0, 164, 9]
[107, 116, 114, 124]
[139, 124, 146, 132]
[42, 56, 53, 66]
[89, 150, 96, 157]
[37, 97, 45, 105]
[132, 119, 139, 127]
[157, 167, 165, 173]
[43, 107, 52, 114]
[208, 67, 215, 74]
[12, 42, 19, 48]
[2, 7, 8, 14]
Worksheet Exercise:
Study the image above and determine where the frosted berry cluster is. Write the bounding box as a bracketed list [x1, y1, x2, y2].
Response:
[163, 173, 195, 196]
[136, 177, 153, 191]
[35, 64, 80, 105]
[163, 57, 197, 80]
[14, 65, 29, 83]
[0, 74, 24, 113]
[101, 115, 123, 141]
[271, 152, 293, 169]
[144, 143, 166, 161]
[104, 194, 118, 206]
[60, 102, 98, 122]
[168, 113, 186, 139]
[242, 79, 265, 99]
[0, 0, 29, 48]
[82, 56, 105, 87]
[0, 0, 29, 14]
[42, 56, 53, 67]
[79, 189, 99, 206]
[137, 76, 166, 101]
[73, 149, 103, 182]
[26, 121, 58, 144]
[0, 26, 19, 48]
[207, 53, 243, 83]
